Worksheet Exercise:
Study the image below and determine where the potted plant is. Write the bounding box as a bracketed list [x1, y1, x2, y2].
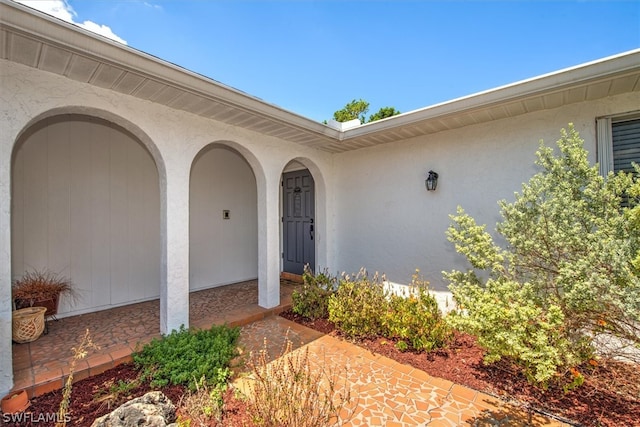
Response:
[12, 269, 79, 318]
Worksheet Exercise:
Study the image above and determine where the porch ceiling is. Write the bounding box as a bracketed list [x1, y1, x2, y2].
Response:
[2, 0, 640, 154]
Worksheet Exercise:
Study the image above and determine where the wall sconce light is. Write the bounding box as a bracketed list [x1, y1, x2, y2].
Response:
[425, 170, 438, 191]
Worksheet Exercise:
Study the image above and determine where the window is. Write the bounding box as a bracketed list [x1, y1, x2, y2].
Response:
[597, 113, 640, 176]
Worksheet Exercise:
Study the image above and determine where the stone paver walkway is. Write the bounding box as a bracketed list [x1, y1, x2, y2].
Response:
[236, 317, 570, 427]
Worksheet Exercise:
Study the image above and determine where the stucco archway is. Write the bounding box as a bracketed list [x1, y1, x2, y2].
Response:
[189, 143, 258, 291]
[11, 112, 163, 317]
[13, 107, 166, 178]
[188, 140, 281, 309]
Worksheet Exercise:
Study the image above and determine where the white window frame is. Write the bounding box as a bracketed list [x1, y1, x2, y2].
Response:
[596, 111, 640, 176]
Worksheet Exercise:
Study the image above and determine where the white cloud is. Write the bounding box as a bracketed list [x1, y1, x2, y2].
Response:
[76, 20, 127, 44]
[143, 2, 163, 11]
[15, 0, 127, 45]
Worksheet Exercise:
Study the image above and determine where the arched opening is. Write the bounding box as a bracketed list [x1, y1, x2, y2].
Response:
[190, 144, 258, 289]
[281, 159, 327, 276]
[11, 114, 161, 316]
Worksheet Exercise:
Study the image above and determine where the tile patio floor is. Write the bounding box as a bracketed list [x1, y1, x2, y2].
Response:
[10, 278, 569, 426]
[12, 279, 297, 397]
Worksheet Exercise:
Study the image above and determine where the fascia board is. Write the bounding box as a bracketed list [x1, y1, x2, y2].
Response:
[3, 0, 638, 145]
[1, 0, 338, 139]
[342, 49, 640, 139]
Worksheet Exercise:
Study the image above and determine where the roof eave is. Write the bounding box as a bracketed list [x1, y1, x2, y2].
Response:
[342, 49, 640, 139]
[2, 0, 639, 153]
[0, 0, 339, 140]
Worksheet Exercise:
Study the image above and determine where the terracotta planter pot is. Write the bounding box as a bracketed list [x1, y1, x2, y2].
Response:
[1, 390, 30, 414]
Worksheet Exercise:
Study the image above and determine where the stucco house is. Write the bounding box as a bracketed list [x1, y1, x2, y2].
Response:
[1, 0, 639, 396]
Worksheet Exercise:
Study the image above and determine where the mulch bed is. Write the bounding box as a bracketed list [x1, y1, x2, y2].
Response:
[5, 311, 638, 426]
[2, 364, 181, 427]
[2, 363, 248, 427]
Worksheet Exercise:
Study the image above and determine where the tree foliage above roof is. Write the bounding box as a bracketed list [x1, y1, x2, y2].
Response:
[332, 99, 369, 124]
[368, 106, 401, 123]
[330, 99, 400, 124]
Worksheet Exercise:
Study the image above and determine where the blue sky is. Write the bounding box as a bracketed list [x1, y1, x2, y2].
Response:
[15, 1, 640, 123]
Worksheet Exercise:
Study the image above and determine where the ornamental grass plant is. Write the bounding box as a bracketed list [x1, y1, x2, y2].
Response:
[242, 335, 353, 427]
[12, 269, 79, 311]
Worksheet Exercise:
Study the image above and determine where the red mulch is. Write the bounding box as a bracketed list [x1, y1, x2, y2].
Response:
[280, 310, 640, 427]
[5, 311, 638, 426]
[2, 363, 249, 427]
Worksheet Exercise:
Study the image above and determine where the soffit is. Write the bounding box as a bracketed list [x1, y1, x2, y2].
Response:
[0, 1, 339, 151]
[2, 0, 639, 154]
[336, 55, 640, 152]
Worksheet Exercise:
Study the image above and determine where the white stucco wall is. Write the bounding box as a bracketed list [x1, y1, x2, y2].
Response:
[3, 50, 636, 398]
[190, 145, 258, 289]
[12, 116, 161, 316]
[333, 92, 640, 292]
[0, 59, 334, 396]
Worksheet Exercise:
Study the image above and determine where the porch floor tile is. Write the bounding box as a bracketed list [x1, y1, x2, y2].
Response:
[11, 280, 297, 398]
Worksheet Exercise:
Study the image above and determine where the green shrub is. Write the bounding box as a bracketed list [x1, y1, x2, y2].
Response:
[134, 324, 240, 391]
[328, 270, 388, 339]
[446, 278, 581, 384]
[382, 272, 452, 352]
[292, 266, 337, 320]
[445, 125, 640, 387]
[328, 269, 452, 352]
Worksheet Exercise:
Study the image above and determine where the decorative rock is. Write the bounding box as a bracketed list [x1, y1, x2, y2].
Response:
[91, 391, 177, 427]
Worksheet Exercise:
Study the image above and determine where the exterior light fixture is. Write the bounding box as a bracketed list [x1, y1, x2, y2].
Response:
[425, 170, 438, 191]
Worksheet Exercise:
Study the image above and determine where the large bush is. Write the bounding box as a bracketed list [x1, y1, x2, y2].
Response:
[445, 125, 640, 386]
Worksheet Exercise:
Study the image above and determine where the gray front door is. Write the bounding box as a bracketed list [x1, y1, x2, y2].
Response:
[282, 170, 315, 275]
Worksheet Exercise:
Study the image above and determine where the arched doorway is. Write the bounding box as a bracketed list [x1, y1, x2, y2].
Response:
[281, 161, 316, 275]
[190, 144, 258, 289]
[11, 114, 161, 316]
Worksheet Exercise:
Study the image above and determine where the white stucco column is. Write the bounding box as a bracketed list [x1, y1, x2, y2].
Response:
[160, 165, 190, 334]
[257, 170, 280, 308]
[0, 142, 13, 397]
